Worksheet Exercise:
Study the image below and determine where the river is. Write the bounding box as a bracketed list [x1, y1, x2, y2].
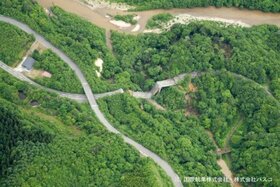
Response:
[37, 0, 280, 34]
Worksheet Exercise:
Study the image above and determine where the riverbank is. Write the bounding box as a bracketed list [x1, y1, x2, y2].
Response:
[37, 0, 280, 35]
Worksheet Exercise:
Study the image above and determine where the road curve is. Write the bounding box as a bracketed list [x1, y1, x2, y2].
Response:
[2, 53, 276, 106]
[132, 72, 198, 99]
[132, 70, 279, 104]
[0, 15, 183, 187]
[0, 60, 124, 102]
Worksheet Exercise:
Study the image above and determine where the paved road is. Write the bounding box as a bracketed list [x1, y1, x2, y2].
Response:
[132, 72, 197, 99]
[0, 15, 183, 187]
[0, 60, 124, 102]
[132, 70, 279, 105]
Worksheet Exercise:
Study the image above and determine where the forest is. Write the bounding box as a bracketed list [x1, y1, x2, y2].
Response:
[111, 22, 280, 101]
[32, 50, 83, 93]
[2, 0, 279, 97]
[109, 0, 280, 12]
[0, 0, 133, 93]
[146, 13, 174, 29]
[99, 70, 280, 186]
[0, 68, 172, 187]
[193, 72, 280, 187]
[0, 21, 34, 66]
[98, 94, 228, 187]
[0, 20, 83, 94]
[0, 0, 279, 186]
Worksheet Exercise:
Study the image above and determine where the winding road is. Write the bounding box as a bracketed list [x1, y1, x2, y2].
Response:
[1, 11, 279, 186]
[132, 72, 198, 99]
[0, 15, 183, 187]
[0, 60, 124, 102]
[2, 54, 277, 104]
[133, 70, 278, 105]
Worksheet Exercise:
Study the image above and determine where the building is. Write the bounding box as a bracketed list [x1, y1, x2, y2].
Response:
[22, 57, 35, 70]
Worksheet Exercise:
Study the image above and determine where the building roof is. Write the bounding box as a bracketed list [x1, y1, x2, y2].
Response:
[22, 57, 35, 70]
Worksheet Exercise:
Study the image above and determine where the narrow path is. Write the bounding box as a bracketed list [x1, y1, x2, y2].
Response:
[229, 72, 274, 97]
[207, 130, 241, 187]
[132, 71, 279, 105]
[105, 30, 113, 50]
[0, 15, 183, 187]
[223, 117, 243, 150]
[147, 99, 166, 111]
[3, 54, 277, 108]
[217, 159, 241, 187]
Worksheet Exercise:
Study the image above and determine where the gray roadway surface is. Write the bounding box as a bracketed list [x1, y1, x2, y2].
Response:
[0, 15, 183, 187]
[132, 72, 199, 99]
[0, 60, 124, 102]
[132, 70, 279, 105]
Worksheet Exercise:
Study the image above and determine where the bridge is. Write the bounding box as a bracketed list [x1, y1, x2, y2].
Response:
[216, 148, 231, 155]
[132, 73, 199, 99]
[0, 15, 183, 187]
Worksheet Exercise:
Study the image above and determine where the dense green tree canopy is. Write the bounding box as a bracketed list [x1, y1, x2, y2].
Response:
[32, 50, 83, 93]
[98, 94, 229, 187]
[109, 0, 280, 12]
[0, 22, 34, 66]
[0, 1, 279, 186]
[0, 0, 135, 93]
[111, 22, 280, 100]
[146, 13, 174, 29]
[155, 71, 280, 186]
[0, 69, 172, 187]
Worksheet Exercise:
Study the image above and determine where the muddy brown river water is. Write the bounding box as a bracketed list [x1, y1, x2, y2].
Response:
[37, 0, 280, 34]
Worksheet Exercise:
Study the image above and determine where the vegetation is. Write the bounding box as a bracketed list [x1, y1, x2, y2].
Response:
[155, 86, 186, 109]
[0, 68, 172, 187]
[1, 1, 279, 186]
[193, 72, 280, 187]
[0, 21, 34, 66]
[109, 0, 280, 12]
[155, 71, 280, 186]
[0, 0, 138, 93]
[98, 94, 228, 187]
[271, 78, 280, 100]
[154, 76, 190, 111]
[111, 22, 280, 99]
[146, 13, 174, 29]
[154, 71, 238, 146]
[32, 50, 83, 93]
[3, 1, 278, 94]
[114, 14, 137, 25]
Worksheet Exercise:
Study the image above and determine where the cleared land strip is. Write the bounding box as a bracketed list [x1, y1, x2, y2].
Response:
[0, 15, 183, 187]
